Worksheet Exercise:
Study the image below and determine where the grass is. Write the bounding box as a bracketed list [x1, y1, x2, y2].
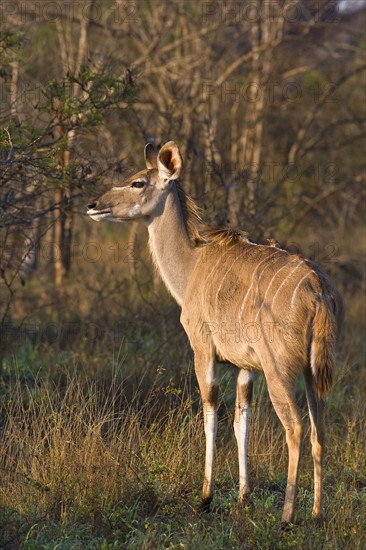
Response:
[0, 222, 365, 548]
[1, 302, 365, 550]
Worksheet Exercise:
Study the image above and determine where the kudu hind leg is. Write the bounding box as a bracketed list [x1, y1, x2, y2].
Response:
[304, 368, 325, 521]
[267, 378, 302, 524]
[234, 369, 254, 504]
[194, 351, 218, 511]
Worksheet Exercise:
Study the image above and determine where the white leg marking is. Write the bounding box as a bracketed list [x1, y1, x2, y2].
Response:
[234, 407, 250, 498]
[202, 358, 218, 501]
[234, 370, 253, 500]
[204, 407, 218, 496]
[205, 357, 218, 386]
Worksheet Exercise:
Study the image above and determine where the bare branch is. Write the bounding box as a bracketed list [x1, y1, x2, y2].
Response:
[0, 128, 14, 165]
[288, 64, 366, 165]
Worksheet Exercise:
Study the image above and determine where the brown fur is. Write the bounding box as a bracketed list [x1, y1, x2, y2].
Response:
[311, 296, 337, 399]
[88, 141, 345, 525]
[201, 226, 249, 246]
[175, 182, 203, 245]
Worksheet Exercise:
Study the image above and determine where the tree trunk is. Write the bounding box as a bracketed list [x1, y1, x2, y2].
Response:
[228, 1, 284, 231]
[52, 4, 93, 284]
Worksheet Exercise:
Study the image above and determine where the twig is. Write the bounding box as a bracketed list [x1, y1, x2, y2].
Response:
[0, 128, 14, 165]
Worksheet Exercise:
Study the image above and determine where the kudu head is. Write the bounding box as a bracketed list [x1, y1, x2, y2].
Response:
[87, 141, 182, 223]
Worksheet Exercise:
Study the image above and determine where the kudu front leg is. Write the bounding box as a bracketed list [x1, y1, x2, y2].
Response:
[234, 369, 254, 504]
[194, 351, 218, 512]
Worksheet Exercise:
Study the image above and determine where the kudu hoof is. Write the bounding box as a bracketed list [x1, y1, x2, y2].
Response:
[312, 512, 324, 526]
[238, 492, 251, 507]
[198, 498, 212, 514]
[279, 521, 295, 532]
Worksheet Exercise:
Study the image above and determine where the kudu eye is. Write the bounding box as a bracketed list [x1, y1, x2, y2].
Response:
[131, 180, 145, 188]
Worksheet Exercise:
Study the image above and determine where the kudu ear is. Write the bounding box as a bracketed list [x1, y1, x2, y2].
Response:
[144, 143, 157, 169]
[157, 141, 183, 184]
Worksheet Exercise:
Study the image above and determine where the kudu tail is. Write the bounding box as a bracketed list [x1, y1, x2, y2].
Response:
[310, 296, 337, 400]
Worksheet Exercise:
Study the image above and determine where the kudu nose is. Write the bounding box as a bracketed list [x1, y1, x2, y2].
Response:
[87, 200, 97, 210]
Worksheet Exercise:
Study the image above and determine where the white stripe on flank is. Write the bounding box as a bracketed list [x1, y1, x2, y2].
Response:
[251, 252, 281, 310]
[271, 262, 304, 309]
[290, 271, 314, 308]
[205, 248, 243, 312]
[215, 251, 244, 310]
[254, 263, 289, 322]
[205, 253, 227, 311]
[237, 254, 274, 323]
[206, 253, 226, 281]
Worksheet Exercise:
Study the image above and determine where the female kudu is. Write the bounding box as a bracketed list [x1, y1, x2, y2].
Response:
[87, 141, 344, 524]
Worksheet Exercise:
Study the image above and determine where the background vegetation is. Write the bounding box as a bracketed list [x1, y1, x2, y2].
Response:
[0, 1, 365, 548]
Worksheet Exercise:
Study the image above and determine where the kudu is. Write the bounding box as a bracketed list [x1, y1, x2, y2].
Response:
[87, 141, 344, 524]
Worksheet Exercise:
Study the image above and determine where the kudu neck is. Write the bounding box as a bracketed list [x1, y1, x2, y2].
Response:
[147, 185, 199, 305]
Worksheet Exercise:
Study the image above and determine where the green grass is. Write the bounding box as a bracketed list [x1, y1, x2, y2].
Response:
[0, 290, 365, 549]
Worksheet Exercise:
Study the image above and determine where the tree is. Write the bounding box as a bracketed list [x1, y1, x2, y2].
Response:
[0, 25, 135, 325]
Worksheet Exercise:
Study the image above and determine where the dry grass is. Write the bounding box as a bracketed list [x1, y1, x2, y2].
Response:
[1, 310, 365, 549]
[0, 227, 365, 548]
